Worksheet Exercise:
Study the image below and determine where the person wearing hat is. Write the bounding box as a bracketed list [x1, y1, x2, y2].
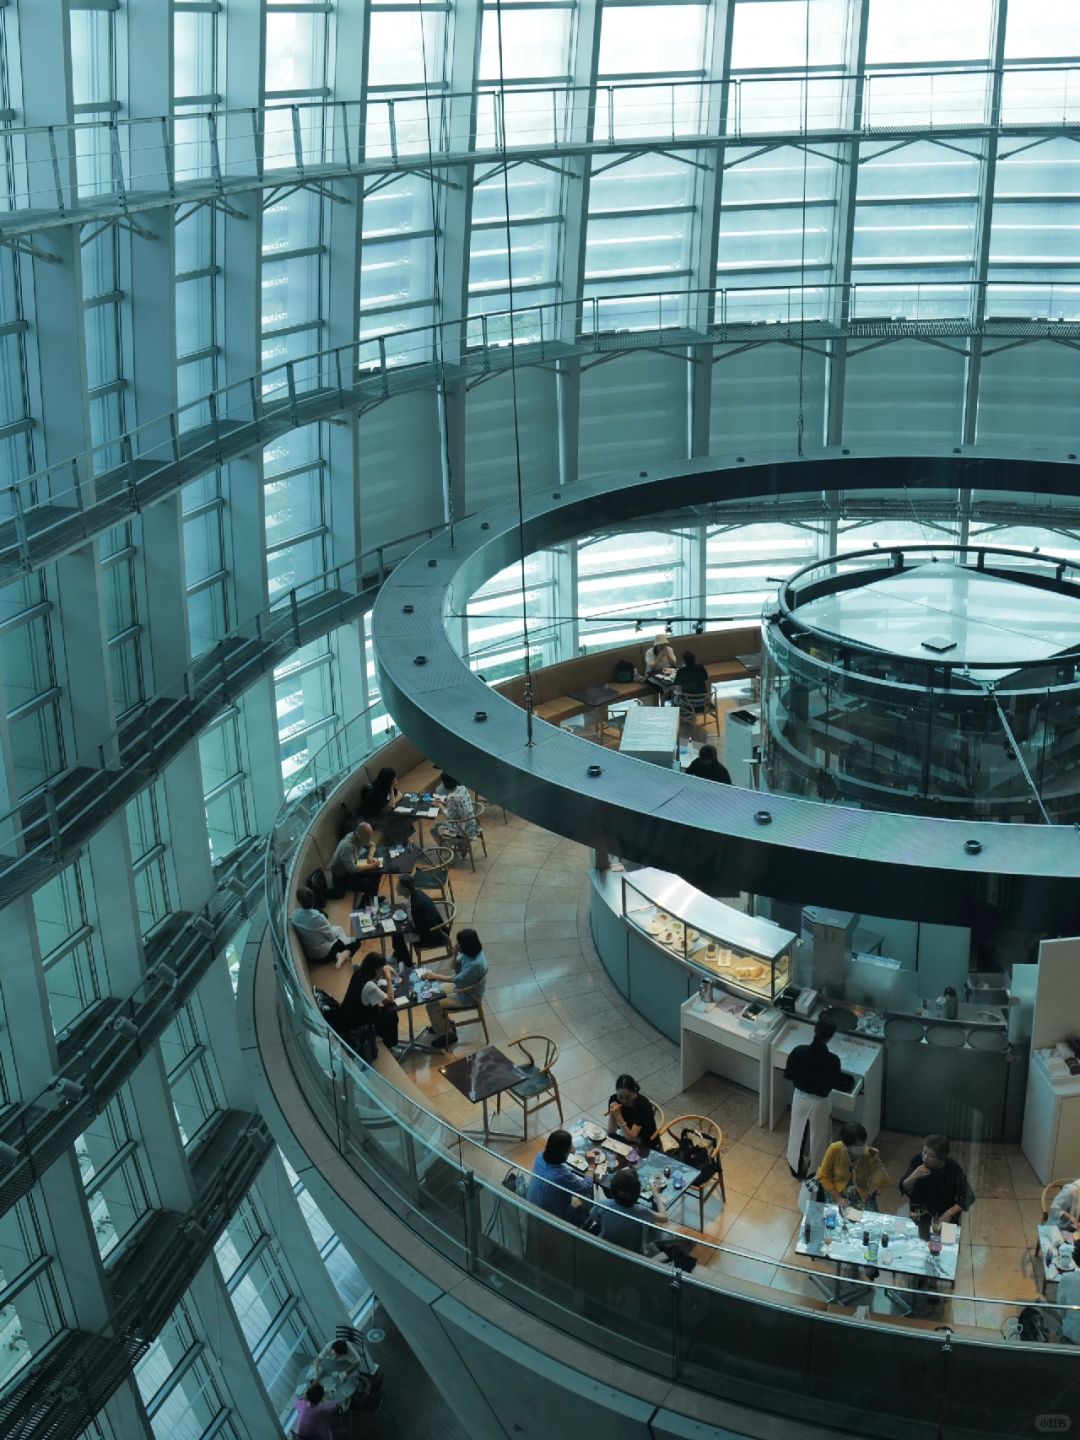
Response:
[644, 633, 678, 700]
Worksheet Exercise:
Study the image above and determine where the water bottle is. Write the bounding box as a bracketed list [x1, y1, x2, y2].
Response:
[803, 1214, 812, 1245]
[627, 1148, 639, 1166]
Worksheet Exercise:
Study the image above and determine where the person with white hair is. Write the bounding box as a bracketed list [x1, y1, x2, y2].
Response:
[644, 632, 677, 700]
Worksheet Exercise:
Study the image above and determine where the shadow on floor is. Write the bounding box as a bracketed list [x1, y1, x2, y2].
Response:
[357, 1303, 472, 1440]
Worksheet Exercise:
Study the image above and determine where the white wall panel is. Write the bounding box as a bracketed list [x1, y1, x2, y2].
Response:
[577, 352, 687, 479]
[842, 339, 965, 446]
[358, 393, 445, 553]
[975, 341, 1080, 450]
[710, 345, 827, 456]
[464, 367, 559, 513]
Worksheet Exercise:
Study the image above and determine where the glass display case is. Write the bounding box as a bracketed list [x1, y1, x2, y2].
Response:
[621, 868, 796, 1003]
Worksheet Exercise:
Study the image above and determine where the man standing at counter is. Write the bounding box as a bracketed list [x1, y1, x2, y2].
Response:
[784, 1017, 842, 1179]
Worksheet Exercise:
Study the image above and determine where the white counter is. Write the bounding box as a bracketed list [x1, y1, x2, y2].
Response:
[680, 995, 784, 1121]
[1022, 1046, 1080, 1182]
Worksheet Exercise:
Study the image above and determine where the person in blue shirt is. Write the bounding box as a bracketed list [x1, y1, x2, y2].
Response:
[526, 1130, 595, 1224]
[421, 927, 488, 1048]
[589, 1166, 669, 1253]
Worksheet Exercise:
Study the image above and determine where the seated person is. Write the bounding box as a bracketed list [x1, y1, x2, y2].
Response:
[672, 649, 710, 714]
[359, 766, 413, 844]
[431, 772, 478, 854]
[899, 1134, 975, 1225]
[606, 1073, 659, 1150]
[685, 743, 732, 784]
[291, 886, 362, 968]
[292, 1382, 342, 1440]
[313, 1336, 363, 1385]
[330, 824, 382, 903]
[1048, 1177, 1080, 1230]
[526, 1129, 594, 1224]
[589, 1166, 671, 1256]
[817, 1122, 890, 1210]
[391, 873, 446, 968]
[644, 634, 677, 698]
[420, 927, 488, 1049]
[353, 950, 400, 1050]
[325, 952, 398, 1049]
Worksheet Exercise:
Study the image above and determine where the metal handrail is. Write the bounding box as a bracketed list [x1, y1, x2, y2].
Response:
[776, 541, 1080, 679]
[1, 62, 1079, 222]
[5, 277, 1080, 579]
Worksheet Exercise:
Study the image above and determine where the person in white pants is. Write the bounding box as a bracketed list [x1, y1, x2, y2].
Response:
[784, 1016, 842, 1179]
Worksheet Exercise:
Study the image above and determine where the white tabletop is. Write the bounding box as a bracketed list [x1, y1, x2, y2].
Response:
[796, 1203, 959, 1284]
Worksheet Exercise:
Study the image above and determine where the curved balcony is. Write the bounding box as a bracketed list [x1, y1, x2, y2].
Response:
[244, 696, 1080, 1440]
[4, 68, 1080, 241]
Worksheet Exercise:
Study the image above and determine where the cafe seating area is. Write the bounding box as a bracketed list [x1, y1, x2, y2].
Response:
[298, 753, 1063, 1342]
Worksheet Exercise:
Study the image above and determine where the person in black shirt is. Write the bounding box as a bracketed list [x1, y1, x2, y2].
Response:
[685, 744, 732, 784]
[784, 1017, 842, 1178]
[673, 650, 711, 722]
[607, 1073, 659, 1150]
[900, 1134, 975, 1224]
[391, 874, 445, 968]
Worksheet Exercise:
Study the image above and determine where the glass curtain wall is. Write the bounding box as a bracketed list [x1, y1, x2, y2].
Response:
[6, 1, 1080, 1436]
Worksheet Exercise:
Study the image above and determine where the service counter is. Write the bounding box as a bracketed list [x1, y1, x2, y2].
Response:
[591, 864, 1026, 1141]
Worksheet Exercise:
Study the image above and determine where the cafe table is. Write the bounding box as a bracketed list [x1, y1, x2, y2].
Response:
[440, 1045, 526, 1138]
[393, 792, 442, 849]
[795, 1202, 959, 1310]
[567, 1117, 702, 1215]
[566, 683, 624, 743]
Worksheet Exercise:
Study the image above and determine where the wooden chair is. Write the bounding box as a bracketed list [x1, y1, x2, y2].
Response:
[445, 998, 490, 1049]
[612, 1099, 665, 1145]
[501, 1035, 564, 1138]
[659, 1113, 725, 1229]
[410, 899, 456, 964]
[411, 845, 455, 903]
[472, 789, 508, 824]
[1041, 1178, 1078, 1223]
[458, 822, 488, 872]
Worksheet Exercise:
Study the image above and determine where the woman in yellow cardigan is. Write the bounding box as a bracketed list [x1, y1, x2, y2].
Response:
[816, 1122, 890, 1210]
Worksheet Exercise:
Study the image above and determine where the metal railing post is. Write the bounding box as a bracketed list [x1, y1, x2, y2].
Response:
[378, 336, 389, 397]
[290, 588, 301, 646]
[161, 116, 176, 199]
[47, 126, 66, 214]
[286, 362, 299, 425]
[291, 104, 306, 178]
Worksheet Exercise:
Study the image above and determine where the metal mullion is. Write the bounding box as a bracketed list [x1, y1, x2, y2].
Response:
[166, 1040, 208, 1087]
[584, 203, 699, 222]
[203, 770, 246, 806]
[274, 651, 334, 685]
[99, 543, 136, 569]
[260, 318, 323, 340]
[261, 458, 325, 485]
[183, 496, 227, 521]
[260, 243, 326, 263]
[82, 1137, 139, 1196]
[178, 345, 221, 367]
[131, 840, 167, 877]
[39, 923, 95, 974]
[250, 1294, 300, 1365]
[0, 1257, 52, 1315]
[83, 289, 124, 309]
[6, 686, 62, 725]
[264, 523, 328, 557]
[174, 93, 222, 109]
[0, 599, 51, 635]
[175, 265, 222, 284]
[106, 623, 143, 652]
[146, 1341, 205, 1418]
[469, 214, 565, 232]
[185, 569, 228, 600]
[224, 1232, 271, 1294]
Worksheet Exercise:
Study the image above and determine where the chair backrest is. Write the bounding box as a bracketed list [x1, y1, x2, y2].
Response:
[662, 1113, 721, 1151]
[512, 1034, 558, 1071]
[642, 1097, 664, 1136]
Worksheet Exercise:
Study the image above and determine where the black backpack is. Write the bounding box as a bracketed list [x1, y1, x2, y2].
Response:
[1014, 1306, 1051, 1343]
[306, 867, 329, 907]
[672, 1127, 717, 1181]
[613, 658, 635, 683]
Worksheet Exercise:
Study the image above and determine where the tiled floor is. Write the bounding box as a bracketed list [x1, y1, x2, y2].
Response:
[311, 760, 1056, 1338]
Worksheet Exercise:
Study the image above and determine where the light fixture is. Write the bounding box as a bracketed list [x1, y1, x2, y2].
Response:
[964, 839, 982, 855]
[156, 962, 179, 989]
[665, 621, 673, 635]
[754, 810, 772, 825]
[189, 915, 215, 937]
[474, 710, 488, 723]
[0, 1141, 21, 1168]
[112, 1017, 139, 1039]
[587, 764, 603, 778]
[693, 620, 704, 636]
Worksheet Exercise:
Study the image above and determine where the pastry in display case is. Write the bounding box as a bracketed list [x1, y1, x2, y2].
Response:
[622, 868, 796, 1003]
